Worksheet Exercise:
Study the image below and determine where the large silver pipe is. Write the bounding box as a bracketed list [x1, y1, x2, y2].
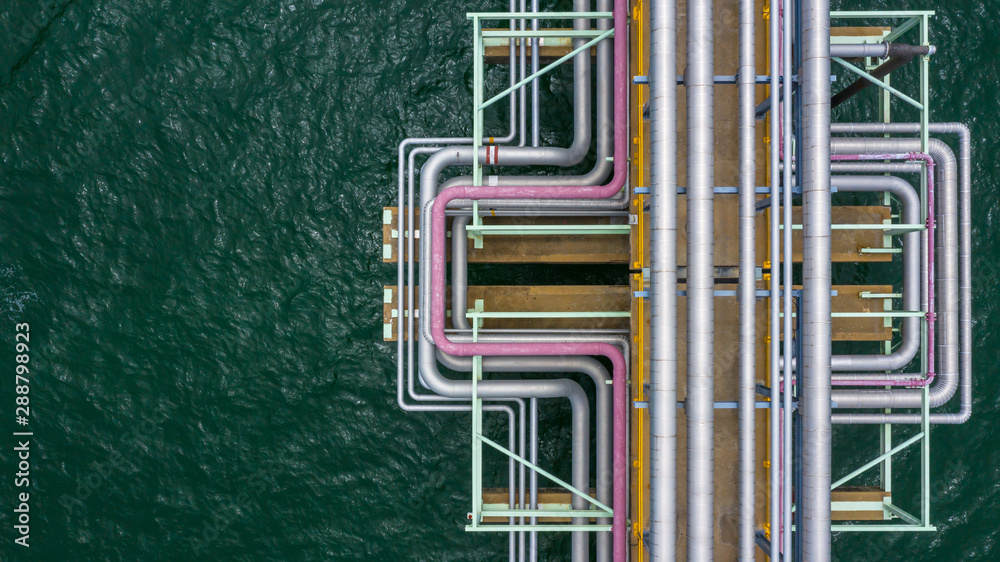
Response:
[828, 138, 958, 416]
[686, 0, 715, 557]
[444, 0, 619, 208]
[451, 215, 473, 332]
[649, 0, 678, 558]
[416, 169, 606, 562]
[414, 0, 620, 220]
[418, 0, 621, 347]
[778, 172, 923, 375]
[736, 0, 756, 556]
[800, 0, 833, 557]
[835, 173, 922, 361]
[829, 123, 971, 425]
[401, 148, 526, 560]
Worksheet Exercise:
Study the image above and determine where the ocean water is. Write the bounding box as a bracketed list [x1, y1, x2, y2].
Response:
[0, 0, 996, 560]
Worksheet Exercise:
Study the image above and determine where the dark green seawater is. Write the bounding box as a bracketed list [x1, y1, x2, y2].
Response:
[0, 0, 996, 560]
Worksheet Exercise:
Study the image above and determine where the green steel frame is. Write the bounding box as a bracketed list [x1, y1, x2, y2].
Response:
[465, 305, 620, 533]
[829, 9, 937, 534]
[460, 4, 941, 542]
[464, 13, 618, 535]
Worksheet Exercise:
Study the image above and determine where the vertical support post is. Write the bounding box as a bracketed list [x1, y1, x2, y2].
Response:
[878, 73, 891, 125]
[921, 385, 931, 525]
[880, 300, 893, 520]
[919, 14, 929, 156]
[471, 319, 482, 529]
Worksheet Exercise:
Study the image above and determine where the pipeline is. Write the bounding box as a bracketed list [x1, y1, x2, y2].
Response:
[423, 1, 630, 560]
[414, 0, 618, 222]
[415, 341, 593, 558]
[437, 322, 615, 560]
[407, 8, 620, 552]
[800, 0, 833, 557]
[649, 0, 679, 558]
[685, 0, 716, 557]
[826, 174, 923, 384]
[827, 138, 960, 421]
[828, 123, 972, 424]
[736, 0, 755, 555]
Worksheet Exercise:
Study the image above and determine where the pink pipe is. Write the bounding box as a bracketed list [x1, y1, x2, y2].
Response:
[430, 2, 629, 559]
[829, 152, 936, 388]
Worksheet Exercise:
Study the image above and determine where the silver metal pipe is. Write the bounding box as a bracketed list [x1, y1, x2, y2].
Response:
[828, 43, 889, 59]
[519, 394, 527, 560]
[828, 138, 958, 414]
[650, 0, 678, 558]
[833, 175, 922, 369]
[831, 161, 922, 173]
[399, 147, 525, 561]
[789, 161, 924, 174]
[737, 0, 756, 555]
[686, 0, 715, 556]
[503, 0, 519, 146]
[800, 0, 833, 557]
[778, 173, 923, 375]
[407, 170, 597, 562]
[408, 6, 622, 559]
[424, 0, 618, 211]
[400, 8, 621, 555]
[829, 123, 971, 425]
